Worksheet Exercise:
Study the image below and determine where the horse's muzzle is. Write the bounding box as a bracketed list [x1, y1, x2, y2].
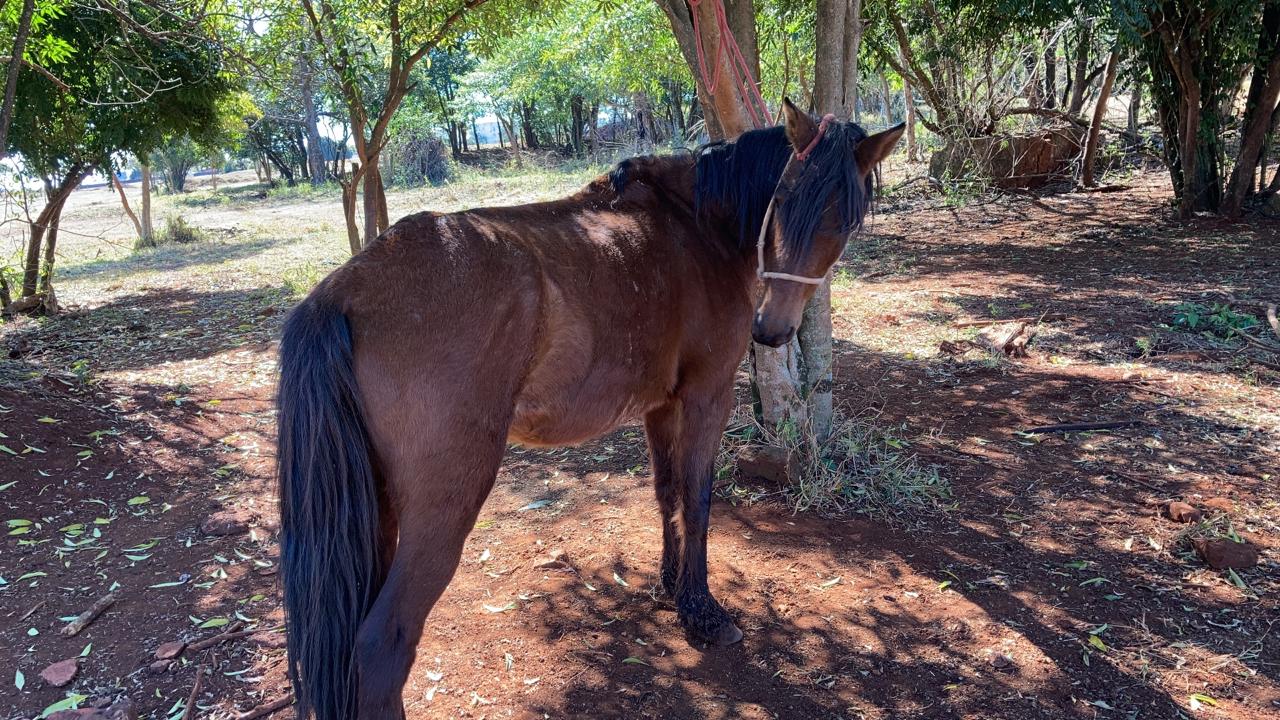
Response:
[752, 323, 796, 348]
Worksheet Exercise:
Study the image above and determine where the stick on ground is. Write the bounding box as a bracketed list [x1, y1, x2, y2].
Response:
[179, 666, 205, 720]
[60, 592, 117, 637]
[1023, 419, 1144, 434]
[236, 694, 294, 720]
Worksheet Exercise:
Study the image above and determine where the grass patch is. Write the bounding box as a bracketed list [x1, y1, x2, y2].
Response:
[722, 410, 950, 518]
[282, 261, 332, 297]
[135, 215, 205, 249]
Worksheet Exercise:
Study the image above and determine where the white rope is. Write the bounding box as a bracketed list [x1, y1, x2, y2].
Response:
[755, 196, 825, 285]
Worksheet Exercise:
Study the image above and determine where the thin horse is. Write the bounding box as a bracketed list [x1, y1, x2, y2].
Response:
[277, 100, 903, 720]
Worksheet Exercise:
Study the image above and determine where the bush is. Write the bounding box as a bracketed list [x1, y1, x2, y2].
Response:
[135, 214, 205, 249]
[387, 131, 454, 186]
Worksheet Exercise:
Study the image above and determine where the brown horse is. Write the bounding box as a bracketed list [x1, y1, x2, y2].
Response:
[277, 100, 903, 720]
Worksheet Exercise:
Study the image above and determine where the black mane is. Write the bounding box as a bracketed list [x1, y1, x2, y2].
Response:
[693, 121, 873, 255]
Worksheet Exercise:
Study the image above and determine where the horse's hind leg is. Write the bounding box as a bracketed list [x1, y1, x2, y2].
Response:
[643, 403, 681, 597]
[352, 429, 507, 720]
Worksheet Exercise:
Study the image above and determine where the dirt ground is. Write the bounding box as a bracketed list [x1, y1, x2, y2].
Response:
[2, 168, 1278, 720]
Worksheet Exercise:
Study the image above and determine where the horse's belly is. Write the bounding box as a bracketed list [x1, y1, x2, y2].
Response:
[508, 379, 658, 447]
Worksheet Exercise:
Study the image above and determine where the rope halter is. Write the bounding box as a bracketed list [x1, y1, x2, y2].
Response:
[756, 113, 838, 286]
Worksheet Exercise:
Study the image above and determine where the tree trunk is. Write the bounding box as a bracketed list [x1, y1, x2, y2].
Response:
[362, 163, 381, 244]
[902, 47, 919, 161]
[0, 0, 35, 161]
[814, 0, 847, 116]
[140, 165, 154, 242]
[1067, 24, 1092, 116]
[1044, 33, 1058, 109]
[1082, 49, 1120, 187]
[841, 0, 862, 119]
[22, 168, 84, 299]
[301, 56, 326, 186]
[112, 174, 144, 240]
[1223, 0, 1280, 217]
[652, 0, 755, 139]
[880, 69, 893, 126]
[1127, 80, 1142, 146]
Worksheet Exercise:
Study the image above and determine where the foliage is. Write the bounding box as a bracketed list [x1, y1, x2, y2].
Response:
[135, 214, 206, 249]
[151, 138, 201, 193]
[5, 1, 232, 177]
[1171, 302, 1261, 339]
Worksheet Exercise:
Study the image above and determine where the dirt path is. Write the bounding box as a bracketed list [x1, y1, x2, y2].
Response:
[2, 171, 1277, 719]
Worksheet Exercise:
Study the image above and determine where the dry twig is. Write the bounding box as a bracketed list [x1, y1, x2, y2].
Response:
[61, 592, 116, 637]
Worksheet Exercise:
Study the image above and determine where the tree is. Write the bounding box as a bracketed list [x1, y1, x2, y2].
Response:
[299, 0, 530, 253]
[3, 0, 230, 312]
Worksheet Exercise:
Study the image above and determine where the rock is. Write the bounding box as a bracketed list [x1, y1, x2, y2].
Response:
[1193, 538, 1259, 570]
[1165, 501, 1203, 523]
[736, 445, 800, 487]
[200, 510, 249, 537]
[533, 548, 569, 569]
[148, 660, 172, 674]
[1203, 497, 1235, 515]
[40, 658, 79, 687]
[153, 641, 186, 660]
[48, 699, 136, 720]
[989, 653, 1015, 671]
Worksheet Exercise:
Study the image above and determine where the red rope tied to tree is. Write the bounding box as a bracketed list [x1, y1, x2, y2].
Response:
[688, 0, 770, 129]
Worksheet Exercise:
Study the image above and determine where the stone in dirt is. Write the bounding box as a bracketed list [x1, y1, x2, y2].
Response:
[48, 699, 136, 720]
[736, 445, 800, 487]
[201, 510, 249, 536]
[40, 658, 79, 687]
[1202, 497, 1235, 514]
[1164, 501, 1203, 523]
[534, 548, 569, 569]
[148, 659, 172, 674]
[1193, 538, 1259, 570]
[153, 641, 186, 660]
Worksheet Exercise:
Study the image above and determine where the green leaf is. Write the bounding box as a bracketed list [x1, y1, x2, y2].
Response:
[127, 496, 150, 506]
[0, 445, 17, 455]
[1087, 634, 1108, 652]
[15, 669, 24, 691]
[199, 617, 230, 629]
[621, 657, 650, 666]
[40, 694, 88, 718]
[79, 643, 92, 657]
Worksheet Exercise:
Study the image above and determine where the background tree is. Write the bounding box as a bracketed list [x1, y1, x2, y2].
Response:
[3, 0, 231, 312]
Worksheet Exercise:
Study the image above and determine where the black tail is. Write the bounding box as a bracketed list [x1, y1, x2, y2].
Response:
[277, 299, 383, 720]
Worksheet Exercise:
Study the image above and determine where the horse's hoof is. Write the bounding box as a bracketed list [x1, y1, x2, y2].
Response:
[711, 621, 744, 646]
[684, 615, 744, 646]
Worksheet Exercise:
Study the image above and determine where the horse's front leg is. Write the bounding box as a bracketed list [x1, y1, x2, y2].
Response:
[669, 382, 743, 646]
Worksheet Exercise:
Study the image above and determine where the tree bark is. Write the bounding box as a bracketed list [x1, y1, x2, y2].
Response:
[814, 0, 847, 116]
[1044, 34, 1057, 109]
[1081, 48, 1120, 188]
[652, 0, 755, 139]
[842, 0, 863, 119]
[112, 174, 144, 240]
[1127, 79, 1142, 145]
[140, 165, 154, 242]
[1067, 23, 1092, 116]
[0, 0, 34, 161]
[1223, 0, 1280, 217]
[902, 47, 919, 161]
[301, 54, 326, 186]
[22, 167, 85, 299]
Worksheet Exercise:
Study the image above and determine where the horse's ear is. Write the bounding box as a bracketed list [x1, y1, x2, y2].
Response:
[781, 97, 818, 154]
[855, 123, 907, 171]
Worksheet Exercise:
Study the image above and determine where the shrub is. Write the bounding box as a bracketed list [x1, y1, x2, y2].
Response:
[135, 215, 205, 249]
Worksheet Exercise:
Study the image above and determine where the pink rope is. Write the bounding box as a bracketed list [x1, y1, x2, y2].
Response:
[689, 0, 770, 129]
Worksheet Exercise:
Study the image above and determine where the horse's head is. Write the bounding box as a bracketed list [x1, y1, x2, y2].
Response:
[751, 99, 904, 347]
